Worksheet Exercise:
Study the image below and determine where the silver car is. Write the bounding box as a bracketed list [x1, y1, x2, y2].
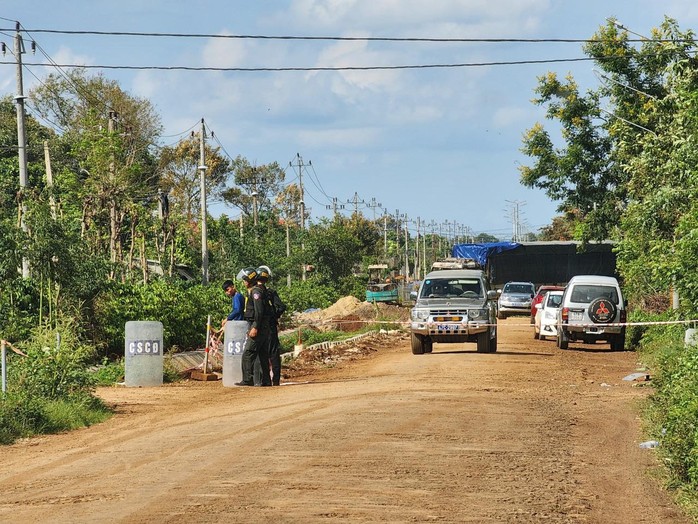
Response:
[497, 281, 535, 319]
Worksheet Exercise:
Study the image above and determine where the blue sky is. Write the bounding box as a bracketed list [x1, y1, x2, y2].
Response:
[2, 1, 697, 240]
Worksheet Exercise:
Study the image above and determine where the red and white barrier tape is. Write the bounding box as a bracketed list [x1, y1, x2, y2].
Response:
[292, 318, 698, 328]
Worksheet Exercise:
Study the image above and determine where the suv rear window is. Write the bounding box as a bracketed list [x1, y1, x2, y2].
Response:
[569, 285, 619, 304]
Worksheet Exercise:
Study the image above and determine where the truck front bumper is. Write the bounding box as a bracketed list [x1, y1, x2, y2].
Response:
[411, 320, 490, 337]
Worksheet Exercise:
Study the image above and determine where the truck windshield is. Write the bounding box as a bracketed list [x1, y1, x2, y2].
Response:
[420, 278, 482, 298]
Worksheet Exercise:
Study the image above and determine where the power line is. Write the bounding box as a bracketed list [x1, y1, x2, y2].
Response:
[2, 27, 692, 44]
[1, 56, 601, 72]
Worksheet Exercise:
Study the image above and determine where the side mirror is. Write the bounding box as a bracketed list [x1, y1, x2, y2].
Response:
[410, 291, 418, 301]
[535, 303, 542, 310]
[487, 290, 498, 300]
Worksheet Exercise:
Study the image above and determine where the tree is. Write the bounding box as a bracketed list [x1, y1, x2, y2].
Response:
[30, 70, 162, 278]
[157, 135, 231, 220]
[519, 73, 621, 242]
[221, 156, 285, 219]
[520, 17, 698, 306]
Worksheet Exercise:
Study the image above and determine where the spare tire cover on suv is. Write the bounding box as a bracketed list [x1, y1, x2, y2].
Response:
[588, 297, 617, 324]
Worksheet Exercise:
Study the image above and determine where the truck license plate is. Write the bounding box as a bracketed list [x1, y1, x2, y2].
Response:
[437, 324, 459, 331]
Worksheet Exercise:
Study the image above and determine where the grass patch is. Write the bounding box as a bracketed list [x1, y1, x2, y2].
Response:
[0, 393, 111, 445]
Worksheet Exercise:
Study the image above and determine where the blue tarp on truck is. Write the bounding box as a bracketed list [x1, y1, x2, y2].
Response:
[452, 241, 617, 286]
[452, 242, 521, 268]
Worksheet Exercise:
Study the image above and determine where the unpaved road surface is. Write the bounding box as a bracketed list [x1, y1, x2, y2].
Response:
[0, 318, 689, 523]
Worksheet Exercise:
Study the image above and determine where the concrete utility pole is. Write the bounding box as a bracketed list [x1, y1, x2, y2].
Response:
[326, 197, 344, 217]
[347, 192, 364, 215]
[292, 153, 311, 229]
[292, 153, 311, 280]
[108, 111, 118, 277]
[14, 22, 29, 278]
[413, 217, 420, 281]
[199, 118, 209, 286]
[367, 197, 382, 221]
[383, 213, 388, 257]
[403, 214, 410, 281]
[506, 199, 526, 242]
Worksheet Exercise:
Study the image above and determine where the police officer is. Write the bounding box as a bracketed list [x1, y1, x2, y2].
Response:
[256, 265, 286, 386]
[234, 267, 272, 387]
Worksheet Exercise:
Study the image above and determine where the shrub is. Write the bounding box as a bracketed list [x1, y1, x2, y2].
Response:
[93, 279, 228, 355]
[640, 318, 698, 490]
[8, 320, 97, 400]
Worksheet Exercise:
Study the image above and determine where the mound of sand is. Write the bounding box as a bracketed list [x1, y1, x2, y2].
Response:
[294, 296, 409, 332]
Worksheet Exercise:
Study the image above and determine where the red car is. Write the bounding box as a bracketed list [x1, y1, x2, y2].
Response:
[530, 285, 565, 323]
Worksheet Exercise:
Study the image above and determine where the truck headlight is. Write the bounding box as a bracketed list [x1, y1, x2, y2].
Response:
[468, 309, 489, 320]
[411, 308, 430, 321]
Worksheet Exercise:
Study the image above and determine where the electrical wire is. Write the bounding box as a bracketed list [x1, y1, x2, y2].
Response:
[2, 27, 693, 44]
[0, 56, 601, 72]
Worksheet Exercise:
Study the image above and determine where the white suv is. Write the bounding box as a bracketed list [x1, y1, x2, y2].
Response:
[556, 275, 627, 351]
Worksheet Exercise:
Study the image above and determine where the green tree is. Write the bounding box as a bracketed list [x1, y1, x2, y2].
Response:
[157, 136, 231, 221]
[30, 70, 162, 279]
[221, 156, 285, 219]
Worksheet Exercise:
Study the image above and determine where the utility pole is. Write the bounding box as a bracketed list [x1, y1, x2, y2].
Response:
[292, 153, 311, 280]
[395, 209, 401, 270]
[199, 118, 209, 285]
[367, 197, 382, 221]
[14, 22, 29, 278]
[108, 111, 118, 277]
[414, 217, 421, 281]
[505, 199, 526, 242]
[383, 212, 388, 257]
[347, 192, 364, 215]
[326, 197, 344, 217]
[291, 153, 311, 229]
[403, 214, 410, 281]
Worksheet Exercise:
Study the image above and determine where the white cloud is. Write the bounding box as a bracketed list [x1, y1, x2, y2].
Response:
[52, 45, 93, 67]
[283, 0, 551, 35]
[201, 34, 249, 68]
[297, 125, 381, 148]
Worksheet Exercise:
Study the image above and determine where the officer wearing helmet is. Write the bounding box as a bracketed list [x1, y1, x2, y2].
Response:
[234, 267, 272, 387]
[254, 265, 286, 386]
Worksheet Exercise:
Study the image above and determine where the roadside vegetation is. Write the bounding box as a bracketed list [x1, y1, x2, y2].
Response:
[520, 16, 698, 515]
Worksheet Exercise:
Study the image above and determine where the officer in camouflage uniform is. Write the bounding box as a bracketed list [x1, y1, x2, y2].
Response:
[234, 267, 272, 387]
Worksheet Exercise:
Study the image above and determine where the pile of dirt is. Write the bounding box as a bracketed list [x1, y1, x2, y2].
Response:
[294, 296, 410, 332]
[282, 296, 411, 380]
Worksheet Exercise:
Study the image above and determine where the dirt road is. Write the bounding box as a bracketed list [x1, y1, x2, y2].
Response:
[0, 318, 689, 523]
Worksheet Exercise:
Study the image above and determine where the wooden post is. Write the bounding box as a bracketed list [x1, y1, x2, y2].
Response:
[191, 315, 219, 381]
